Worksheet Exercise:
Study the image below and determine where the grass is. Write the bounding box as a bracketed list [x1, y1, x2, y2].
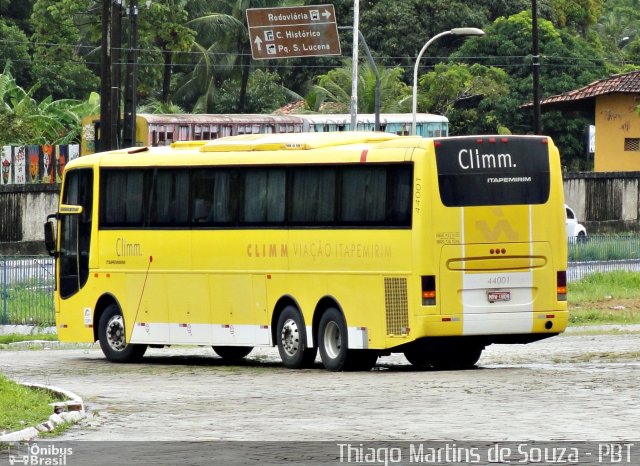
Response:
[0, 333, 57, 345]
[568, 271, 640, 325]
[568, 235, 640, 261]
[0, 373, 62, 433]
[1, 281, 55, 326]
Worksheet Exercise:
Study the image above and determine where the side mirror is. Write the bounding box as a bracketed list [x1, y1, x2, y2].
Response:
[44, 219, 56, 256]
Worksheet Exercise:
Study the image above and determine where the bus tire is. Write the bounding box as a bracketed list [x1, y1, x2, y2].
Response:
[276, 306, 317, 369]
[98, 304, 147, 363]
[318, 308, 376, 371]
[212, 346, 253, 361]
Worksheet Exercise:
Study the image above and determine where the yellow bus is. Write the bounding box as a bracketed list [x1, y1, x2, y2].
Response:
[45, 132, 567, 371]
[80, 113, 449, 155]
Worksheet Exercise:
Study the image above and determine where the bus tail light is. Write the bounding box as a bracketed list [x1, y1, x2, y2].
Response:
[557, 271, 567, 301]
[421, 275, 436, 305]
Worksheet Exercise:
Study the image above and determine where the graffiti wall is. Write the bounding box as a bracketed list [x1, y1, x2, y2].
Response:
[1, 144, 79, 186]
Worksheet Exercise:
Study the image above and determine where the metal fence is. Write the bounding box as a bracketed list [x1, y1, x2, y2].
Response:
[2, 237, 640, 325]
[1, 256, 55, 326]
[567, 235, 640, 281]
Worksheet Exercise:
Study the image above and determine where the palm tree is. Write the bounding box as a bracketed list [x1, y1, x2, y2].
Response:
[310, 60, 410, 114]
[178, 0, 302, 112]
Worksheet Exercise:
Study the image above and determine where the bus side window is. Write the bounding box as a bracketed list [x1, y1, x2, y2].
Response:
[191, 169, 237, 225]
[290, 167, 336, 224]
[101, 170, 147, 227]
[149, 170, 189, 227]
[243, 169, 285, 224]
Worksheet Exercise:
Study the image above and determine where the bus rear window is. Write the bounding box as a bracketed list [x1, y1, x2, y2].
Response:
[435, 136, 550, 207]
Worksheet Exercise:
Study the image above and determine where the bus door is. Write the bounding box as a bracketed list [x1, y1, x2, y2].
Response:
[57, 169, 94, 299]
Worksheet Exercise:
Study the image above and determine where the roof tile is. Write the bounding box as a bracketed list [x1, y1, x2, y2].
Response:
[540, 71, 640, 105]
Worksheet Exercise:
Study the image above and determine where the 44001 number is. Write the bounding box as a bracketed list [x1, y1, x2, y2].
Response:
[487, 276, 510, 286]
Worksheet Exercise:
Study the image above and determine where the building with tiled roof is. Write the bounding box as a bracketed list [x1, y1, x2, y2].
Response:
[537, 71, 640, 171]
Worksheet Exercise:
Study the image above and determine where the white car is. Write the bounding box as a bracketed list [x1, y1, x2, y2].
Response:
[565, 204, 587, 241]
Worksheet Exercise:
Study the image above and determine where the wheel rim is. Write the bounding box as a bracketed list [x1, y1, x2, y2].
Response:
[280, 318, 300, 357]
[106, 315, 127, 352]
[323, 321, 341, 360]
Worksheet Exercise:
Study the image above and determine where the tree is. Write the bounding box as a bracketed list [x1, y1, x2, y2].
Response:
[549, 0, 604, 36]
[0, 19, 32, 86]
[306, 60, 410, 114]
[29, 0, 99, 101]
[452, 11, 608, 164]
[198, 69, 289, 113]
[177, 0, 302, 112]
[417, 63, 510, 134]
[592, 0, 640, 67]
[137, 0, 195, 102]
[0, 0, 36, 33]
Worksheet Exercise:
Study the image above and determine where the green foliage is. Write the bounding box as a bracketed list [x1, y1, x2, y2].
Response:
[568, 236, 640, 261]
[311, 60, 409, 114]
[138, 0, 196, 101]
[550, 0, 604, 35]
[138, 99, 186, 114]
[418, 63, 509, 134]
[0, 333, 57, 345]
[0, 66, 98, 146]
[177, 0, 302, 112]
[451, 11, 606, 162]
[0, 19, 32, 86]
[30, 0, 98, 101]
[196, 69, 288, 113]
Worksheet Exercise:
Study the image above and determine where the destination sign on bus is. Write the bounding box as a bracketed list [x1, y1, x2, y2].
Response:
[246, 5, 341, 59]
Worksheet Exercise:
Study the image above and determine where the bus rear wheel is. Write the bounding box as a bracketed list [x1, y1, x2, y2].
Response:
[276, 306, 317, 369]
[212, 346, 253, 361]
[318, 308, 378, 372]
[98, 304, 147, 363]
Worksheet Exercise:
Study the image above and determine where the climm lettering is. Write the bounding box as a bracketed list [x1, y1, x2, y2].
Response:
[247, 243, 289, 258]
[116, 238, 142, 257]
[458, 148, 515, 170]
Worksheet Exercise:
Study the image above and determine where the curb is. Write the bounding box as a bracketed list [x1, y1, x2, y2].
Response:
[0, 383, 86, 442]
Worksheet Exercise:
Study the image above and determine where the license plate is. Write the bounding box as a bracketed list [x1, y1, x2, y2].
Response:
[487, 291, 511, 303]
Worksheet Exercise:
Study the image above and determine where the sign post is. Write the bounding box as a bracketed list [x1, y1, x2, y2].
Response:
[246, 5, 341, 60]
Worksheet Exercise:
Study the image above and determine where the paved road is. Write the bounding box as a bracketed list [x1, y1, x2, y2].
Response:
[1, 328, 639, 443]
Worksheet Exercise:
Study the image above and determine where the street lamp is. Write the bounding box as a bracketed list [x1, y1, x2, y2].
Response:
[411, 27, 485, 136]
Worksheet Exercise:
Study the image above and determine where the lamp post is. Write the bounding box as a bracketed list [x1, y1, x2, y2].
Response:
[411, 27, 485, 136]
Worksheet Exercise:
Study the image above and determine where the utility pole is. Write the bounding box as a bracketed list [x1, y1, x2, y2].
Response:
[99, 0, 112, 152]
[532, 0, 542, 134]
[111, 0, 123, 149]
[350, 0, 359, 131]
[123, 0, 139, 148]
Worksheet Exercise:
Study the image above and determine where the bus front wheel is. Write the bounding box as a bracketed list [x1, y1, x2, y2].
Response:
[98, 304, 147, 363]
[276, 306, 317, 369]
[318, 308, 378, 372]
